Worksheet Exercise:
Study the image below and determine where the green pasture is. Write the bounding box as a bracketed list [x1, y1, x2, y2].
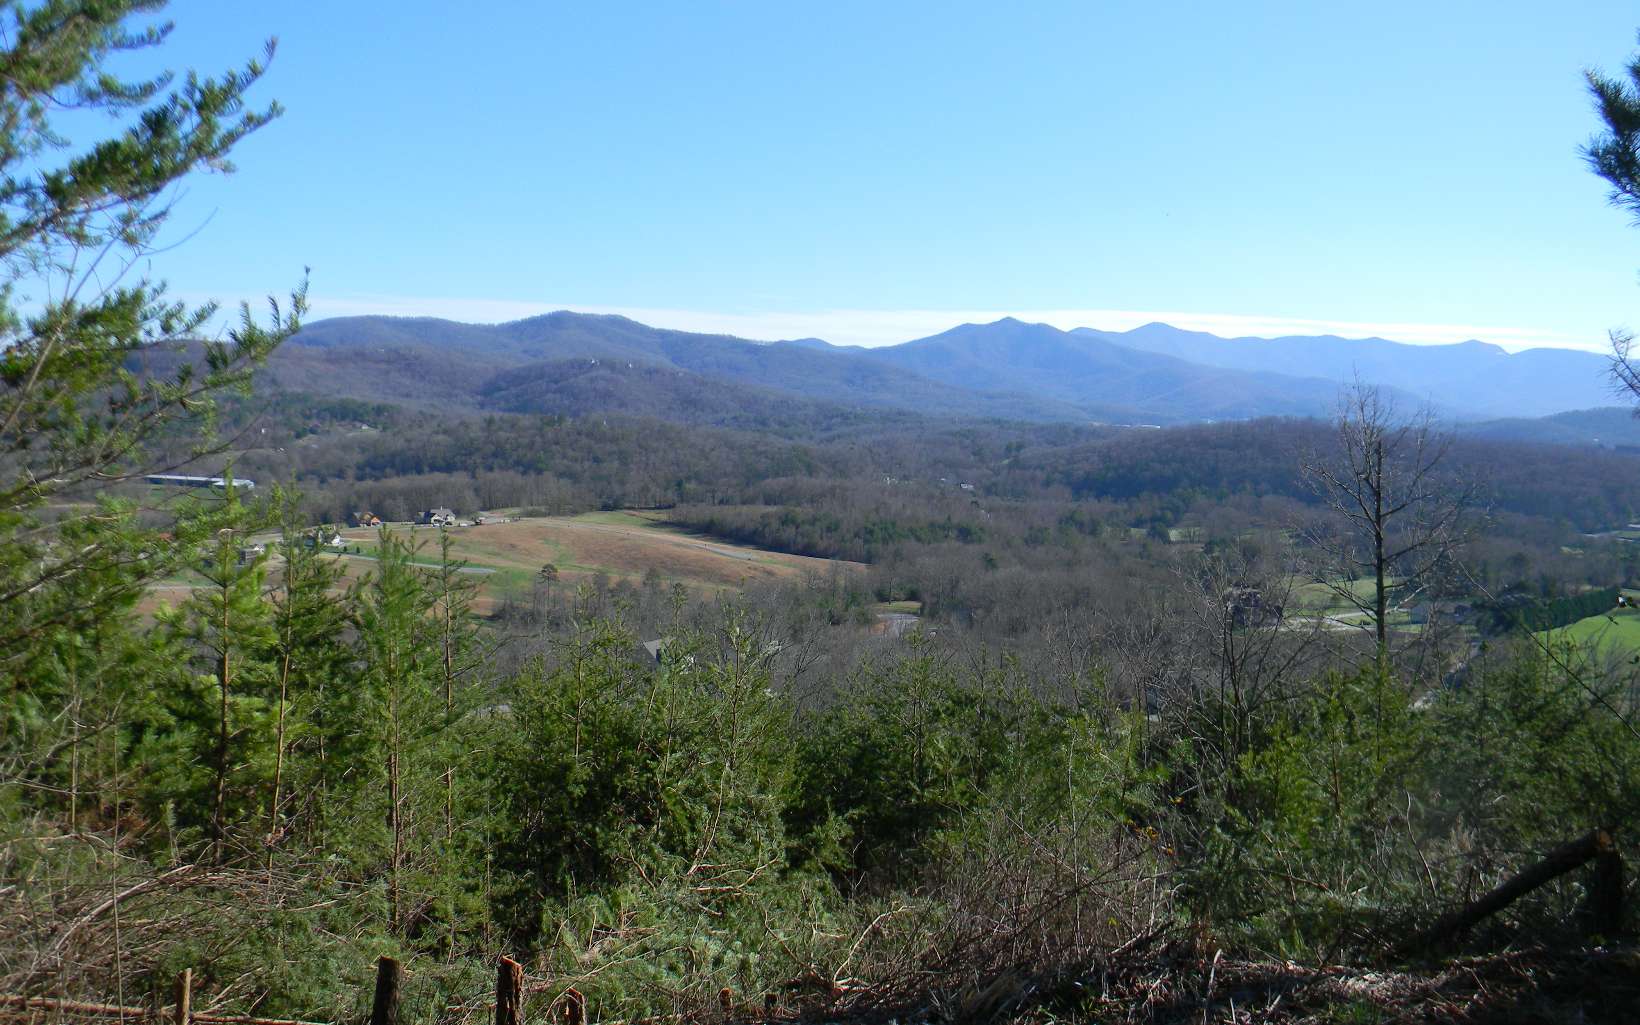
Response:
[1538, 606, 1640, 655]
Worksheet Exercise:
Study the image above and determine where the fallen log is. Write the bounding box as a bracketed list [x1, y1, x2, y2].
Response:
[1401, 829, 1622, 954]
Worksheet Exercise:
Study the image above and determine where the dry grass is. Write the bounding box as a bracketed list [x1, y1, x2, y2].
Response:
[740, 943, 1640, 1025]
[138, 512, 863, 615]
[339, 512, 859, 592]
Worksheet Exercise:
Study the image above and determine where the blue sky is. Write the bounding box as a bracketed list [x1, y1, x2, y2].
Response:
[127, 1, 1640, 349]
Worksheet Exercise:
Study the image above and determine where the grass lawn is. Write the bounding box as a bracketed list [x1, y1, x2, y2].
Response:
[1290, 576, 1400, 615]
[1538, 606, 1640, 656]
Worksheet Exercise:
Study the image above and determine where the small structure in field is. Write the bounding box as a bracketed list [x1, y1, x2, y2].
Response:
[349, 511, 382, 528]
[419, 507, 456, 527]
[1226, 587, 1283, 628]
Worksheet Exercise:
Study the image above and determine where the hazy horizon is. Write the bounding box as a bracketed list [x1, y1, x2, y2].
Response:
[278, 298, 1606, 354]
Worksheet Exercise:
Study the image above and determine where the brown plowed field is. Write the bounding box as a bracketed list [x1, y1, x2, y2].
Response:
[394, 509, 857, 590]
[141, 511, 859, 616]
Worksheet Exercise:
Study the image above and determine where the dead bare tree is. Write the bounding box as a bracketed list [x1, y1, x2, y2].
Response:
[1301, 382, 1477, 674]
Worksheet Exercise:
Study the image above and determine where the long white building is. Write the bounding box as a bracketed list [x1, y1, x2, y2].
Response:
[144, 474, 256, 490]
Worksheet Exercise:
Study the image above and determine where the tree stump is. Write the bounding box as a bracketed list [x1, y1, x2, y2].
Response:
[495, 957, 523, 1025]
[558, 989, 585, 1025]
[369, 957, 402, 1025]
[174, 970, 192, 1025]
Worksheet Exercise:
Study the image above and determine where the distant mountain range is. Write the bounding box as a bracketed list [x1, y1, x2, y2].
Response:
[851, 318, 1420, 420]
[265, 310, 1625, 431]
[276, 312, 1094, 423]
[1075, 322, 1619, 419]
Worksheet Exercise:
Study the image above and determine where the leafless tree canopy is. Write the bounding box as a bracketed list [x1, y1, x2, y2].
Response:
[1301, 383, 1478, 670]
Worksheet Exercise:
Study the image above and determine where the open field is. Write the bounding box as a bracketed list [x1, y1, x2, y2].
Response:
[350, 509, 863, 593]
[1291, 575, 1403, 614]
[1282, 576, 1429, 634]
[1538, 606, 1640, 656]
[141, 510, 863, 616]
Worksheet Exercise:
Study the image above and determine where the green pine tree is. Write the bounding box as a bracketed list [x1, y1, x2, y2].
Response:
[352, 527, 441, 935]
[0, 1, 303, 690]
[266, 515, 352, 854]
[159, 485, 277, 861]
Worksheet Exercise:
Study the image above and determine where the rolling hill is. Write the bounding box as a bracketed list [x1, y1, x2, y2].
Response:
[1458, 406, 1640, 447]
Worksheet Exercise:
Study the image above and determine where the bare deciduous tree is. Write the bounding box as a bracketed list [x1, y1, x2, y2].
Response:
[1301, 383, 1477, 672]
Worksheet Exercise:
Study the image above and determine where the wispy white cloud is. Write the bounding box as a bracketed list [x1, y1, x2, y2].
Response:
[295, 293, 1601, 353]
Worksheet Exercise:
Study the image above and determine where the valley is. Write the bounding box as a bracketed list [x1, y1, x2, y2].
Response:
[10, 7, 1640, 1024]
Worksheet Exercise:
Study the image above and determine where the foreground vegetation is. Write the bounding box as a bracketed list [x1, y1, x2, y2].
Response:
[7, 553, 1639, 1021]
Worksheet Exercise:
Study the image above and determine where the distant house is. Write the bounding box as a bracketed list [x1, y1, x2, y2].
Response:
[348, 511, 382, 528]
[237, 542, 266, 565]
[419, 507, 456, 526]
[1226, 587, 1283, 628]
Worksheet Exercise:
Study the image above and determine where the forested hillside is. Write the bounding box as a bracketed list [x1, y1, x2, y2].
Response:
[267, 313, 1099, 422]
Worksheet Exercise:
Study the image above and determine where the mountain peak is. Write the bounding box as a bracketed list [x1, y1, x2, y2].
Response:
[502, 309, 643, 329]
